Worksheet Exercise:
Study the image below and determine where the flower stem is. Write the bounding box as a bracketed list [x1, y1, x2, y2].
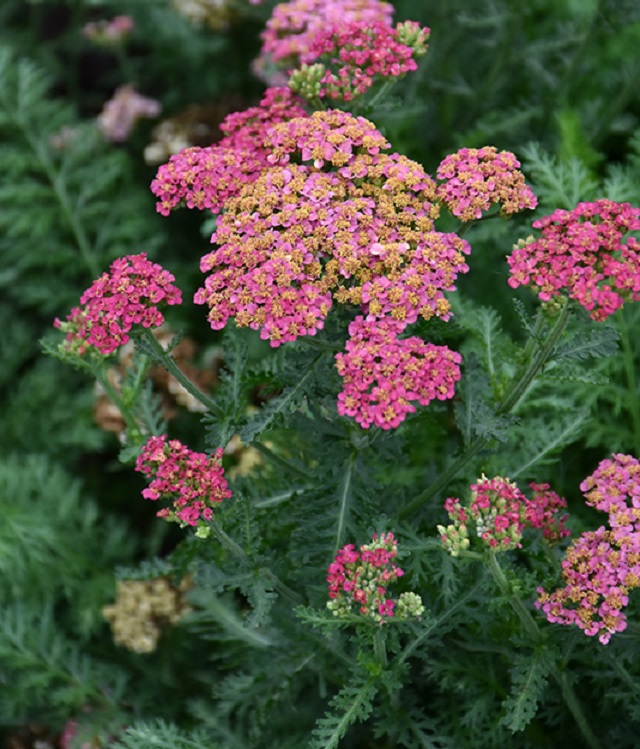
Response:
[399, 302, 572, 519]
[209, 522, 303, 606]
[139, 329, 217, 412]
[487, 552, 602, 749]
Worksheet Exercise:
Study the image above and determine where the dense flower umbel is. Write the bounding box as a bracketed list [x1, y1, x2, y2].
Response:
[436, 146, 537, 221]
[259, 0, 394, 70]
[536, 527, 640, 645]
[54, 253, 182, 356]
[135, 434, 232, 531]
[439, 476, 570, 555]
[580, 453, 640, 542]
[335, 316, 462, 429]
[536, 454, 640, 644]
[327, 532, 424, 622]
[195, 111, 469, 349]
[289, 21, 430, 102]
[507, 199, 640, 321]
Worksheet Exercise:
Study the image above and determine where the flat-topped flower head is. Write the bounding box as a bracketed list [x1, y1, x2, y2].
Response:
[289, 21, 430, 102]
[580, 453, 640, 543]
[507, 199, 640, 321]
[194, 148, 455, 348]
[327, 532, 423, 623]
[335, 316, 462, 429]
[194, 165, 340, 346]
[436, 146, 537, 221]
[135, 434, 232, 534]
[265, 109, 390, 168]
[259, 0, 394, 70]
[98, 85, 160, 143]
[536, 526, 640, 644]
[54, 253, 182, 356]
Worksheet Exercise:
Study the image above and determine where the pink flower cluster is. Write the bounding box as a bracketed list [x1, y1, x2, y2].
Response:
[536, 454, 640, 644]
[187, 109, 469, 428]
[507, 199, 640, 321]
[54, 253, 182, 356]
[259, 0, 394, 69]
[97, 85, 160, 142]
[151, 87, 307, 216]
[135, 434, 232, 529]
[436, 146, 538, 221]
[327, 532, 424, 622]
[290, 21, 430, 102]
[438, 476, 570, 555]
[335, 317, 462, 429]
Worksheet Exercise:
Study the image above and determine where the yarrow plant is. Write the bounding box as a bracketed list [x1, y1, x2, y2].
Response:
[288, 20, 430, 102]
[97, 85, 161, 142]
[438, 476, 570, 555]
[436, 146, 538, 221]
[41, 2, 640, 746]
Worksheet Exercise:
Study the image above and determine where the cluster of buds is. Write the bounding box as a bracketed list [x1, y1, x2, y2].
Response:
[289, 21, 430, 103]
[327, 532, 424, 623]
[102, 577, 192, 653]
[438, 476, 570, 556]
[537, 454, 640, 644]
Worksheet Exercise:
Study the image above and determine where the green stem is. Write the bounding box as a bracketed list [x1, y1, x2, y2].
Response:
[366, 78, 397, 110]
[373, 629, 388, 668]
[617, 308, 640, 456]
[251, 441, 311, 480]
[93, 366, 141, 437]
[487, 552, 602, 749]
[399, 303, 572, 519]
[140, 329, 217, 412]
[208, 523, 303, 606]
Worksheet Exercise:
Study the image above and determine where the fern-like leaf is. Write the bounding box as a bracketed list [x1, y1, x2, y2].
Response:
[309, 676, 378, 749]
[500, 649, 551, 732]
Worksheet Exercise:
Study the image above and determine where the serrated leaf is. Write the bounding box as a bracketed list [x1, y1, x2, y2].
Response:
[309, 677, 378, 749]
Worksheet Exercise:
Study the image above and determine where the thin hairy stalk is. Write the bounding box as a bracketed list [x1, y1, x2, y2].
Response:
[334, 452, 356, 556]
[208, 523, 303, 606]
[251, 441, 311, 480]
[139, 329, 217, 412]
[399, 303, 572, 519]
